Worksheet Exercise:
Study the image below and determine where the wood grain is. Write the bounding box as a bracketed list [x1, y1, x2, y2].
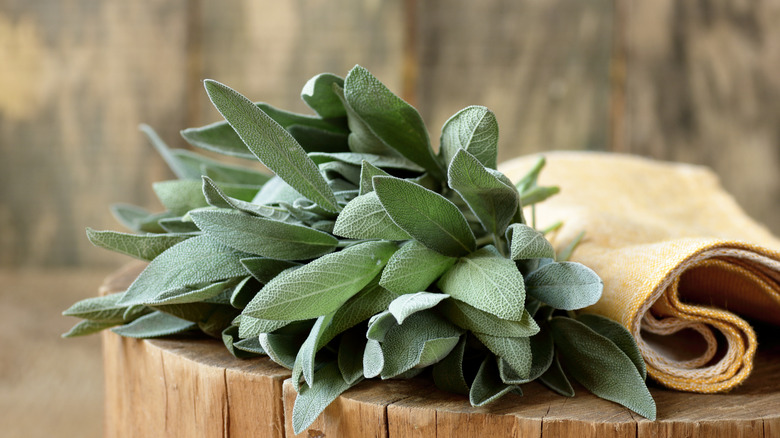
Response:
[101, 265, 780, 438]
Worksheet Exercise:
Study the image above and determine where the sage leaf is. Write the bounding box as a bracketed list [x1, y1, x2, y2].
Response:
[319, 161, 362, 187]
[318, 277, 396, 348]
[333, 83, 397, 156]
[190, 209, 338, 260]
[366, 311, 396, 342]
[432, 336, 469, 395]
[148, 278, 236, 306]
[470, 355, 515, 407]
[204, 80, 340, 213]
[525, 261, 602, 311]
[86, 228, 191, 262]
[506, 223, 556, 261]
[438, 299, 539, 338]
[550, 316, 656, 419]
[236, 314, 290, 338]
[222, 325, 261, 359]
[344, 66, 444, 180]
[437, 247, 526, 321]
[181, 120, 256, 159]
[362, 339, 384, 378]
[240, 257, 300, 284]
[233, 337, 266, 355]
[118, 235, 248, 306]
[338, 328, 365, 385]
[358, 160, 390, 195]
[110, 203, 170, 234]
[111, 311, 196, 338]
[448, 149, 519, 236]
[292, 314, 334, 390]
[229, 276, 260, 309]
[379, 240, 455, 295]
[202, 176, 286, 219]
[252, 176, 303, 206]
[309, 152, 424, 173]
[63, 293, 147, 323]
[259, 332, 303, 369]
[172, 150, 271, 185]
[374, 176, 475, 257]
[292, 361, 357, 435]
[301, 73, 347, 119]
[577, 314, 646, 379]
[514, 156, 546, 194]
[153, 179, 258, 216]
[140, 124, 198, 180]
[158, 217, 199, 234]
[379, 311, 462, 378]
[519, 185, 560, 207]
[440, 105, 498, 169]
[332, 191, 411, 240]
[388, 292, 449, 324]
[474, 333, 531, 380]
[539, 354, 575, 397]
[498, 327, 553, 384]
[63, 320, 119, 338]
[243, 241, 397, 320]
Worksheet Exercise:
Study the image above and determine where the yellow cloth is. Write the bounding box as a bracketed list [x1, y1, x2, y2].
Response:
[498, 152, 780, 393]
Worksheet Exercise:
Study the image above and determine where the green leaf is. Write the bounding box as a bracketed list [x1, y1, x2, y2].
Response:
[240, 257, 300, 284]
[514, 156, 546, 193]
[539, 354, 575, 397]
[498, 327, 553, 384]
[172, 149, 271, 185]
[519, 185, 560, 206]
[470, 355, 515, 407]
[366, 311, 396, 342]
[86, 228, 191, 262]
[438, 299, 539, 338]
[148, 278, 237, 306]
[62, 320, 119, 337]
[358, 160, 390, 195]
[525, 261, 602, 311]
[233, 337, 266, 355]
[448, 149, 519, 236]
[202, 176, 287, 219]
[319, 161, 362, 187]
[550, 317, 656, 419]
[432, 336, 469, 395]
[111, 311, 196, 338]
[236, 314, 290, 338]
[474, 333, 532, 380]
[110, 204, 170, 233]
[379, 240, 455, 295]
[118, 235, 247, 306]
[222, 325, 261, 359]
[373, 176, 475, 257]
[251, 176, 303, 206]
[379, 311, 462, 378]
[301, 73, 347, 119]
[440, 106, 498, 169]
[259, 332, 303, 369]
[332, 83, 397, 156]
[344, 66, 444, 180]
[140, 124, 198, 180]
[243, 241, 397, 320]
[362, 339, 384, 378]
[292, 361, 357, 435]
[229, 276, 260, 309]
[309, 152, 424, 173]
[181, 120, 256, 159]
[153, 180, 258, 216]
[63, 293, 148, 323]
[332, 191, 411, 240]
[158, 217, 200, 234]
[292, 314, 334, 390]
[203, 80, 340, 213]
[506, 223, 556, 260]
[388, 292, 449, 324]
[577, 314, 646, 379]
[318, 277, 396, 348]
[556, 230, 585, 262]
[338, 328, 366, 385]
[437, 247, 526, 321]
[190, 209, 338, 260]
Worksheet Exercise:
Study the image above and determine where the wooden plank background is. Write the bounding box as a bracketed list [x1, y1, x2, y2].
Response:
[1, 0, 778, 268]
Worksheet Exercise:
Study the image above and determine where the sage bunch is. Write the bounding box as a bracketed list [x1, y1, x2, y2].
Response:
[64, 65, 655, 432]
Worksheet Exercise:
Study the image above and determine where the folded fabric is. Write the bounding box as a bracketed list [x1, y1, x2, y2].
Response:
[498, 152, 780, 393]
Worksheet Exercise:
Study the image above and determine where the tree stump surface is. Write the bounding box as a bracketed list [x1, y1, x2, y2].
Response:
[102, 263, 780, 438]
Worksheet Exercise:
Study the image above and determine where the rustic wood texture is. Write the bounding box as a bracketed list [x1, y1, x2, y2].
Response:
[2, 0, 778, 269]
[99, 265, 780, 437]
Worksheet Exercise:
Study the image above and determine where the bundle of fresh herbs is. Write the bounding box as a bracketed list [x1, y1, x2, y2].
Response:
[64, 65, 655, 432]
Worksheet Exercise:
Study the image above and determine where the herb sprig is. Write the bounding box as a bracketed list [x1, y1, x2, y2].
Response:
[64, 65, 655, 432]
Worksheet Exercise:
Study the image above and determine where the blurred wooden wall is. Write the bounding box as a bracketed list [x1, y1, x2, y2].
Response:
[1, 0, 778, 268]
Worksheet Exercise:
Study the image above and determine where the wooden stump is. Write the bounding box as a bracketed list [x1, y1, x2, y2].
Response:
[102, 265, 780, 437]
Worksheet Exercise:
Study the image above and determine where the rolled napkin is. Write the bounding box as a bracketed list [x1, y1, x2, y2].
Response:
[499, 152, 780, 393]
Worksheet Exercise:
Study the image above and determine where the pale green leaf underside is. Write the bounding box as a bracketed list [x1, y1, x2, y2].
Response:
[243, 241, 397, 320]
[577, 314, 647, 379]
[388, 292, 449, 324]
[292, 361, 356, 435]
[475, 333, 532, 380]
[440, 105, 498, 170]
[379, 240, 455, 295]
[438, 299, 539, 338]
[111, 311, 196, 338]
[301, 73, 346, 119]
[470, 355, 515, 407]
[525, 261, 603, 311]
[333, 191, 411, 240]
[506, 223, 556, 260]
[86, 228, 191, 262]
